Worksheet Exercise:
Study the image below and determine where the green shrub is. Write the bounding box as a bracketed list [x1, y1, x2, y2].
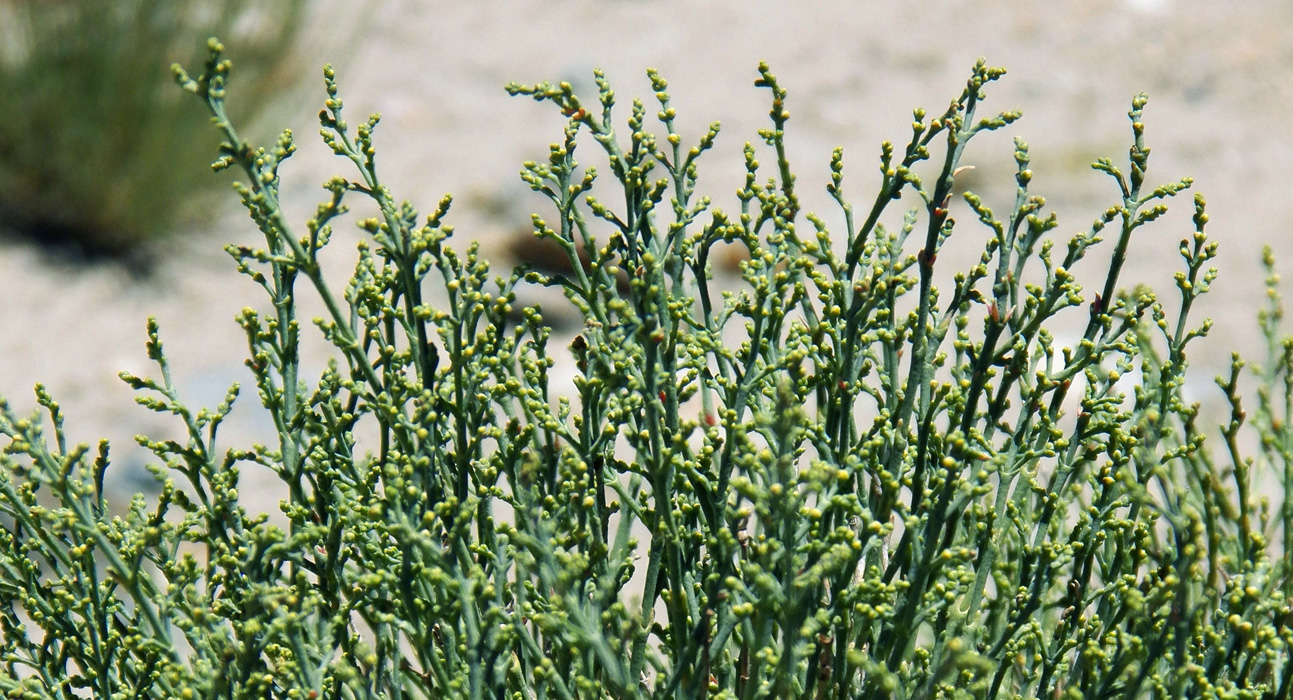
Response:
[2, 38, 1292, 699]
[0, 1, 307, 264]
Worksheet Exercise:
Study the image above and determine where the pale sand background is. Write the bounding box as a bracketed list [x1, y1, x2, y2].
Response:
[2, 0, 1292, 504]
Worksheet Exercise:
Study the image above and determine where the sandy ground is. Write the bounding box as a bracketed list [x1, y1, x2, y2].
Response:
[3, 0, 1293, 506]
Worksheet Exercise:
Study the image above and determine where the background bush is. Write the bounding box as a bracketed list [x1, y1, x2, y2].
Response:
[0, 1, 308, 265]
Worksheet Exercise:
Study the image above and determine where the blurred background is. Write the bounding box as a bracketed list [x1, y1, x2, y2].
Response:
[2, 0, 1291, 499]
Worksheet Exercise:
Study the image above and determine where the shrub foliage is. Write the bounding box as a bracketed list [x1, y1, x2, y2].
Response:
[2, 39, 1293, 699]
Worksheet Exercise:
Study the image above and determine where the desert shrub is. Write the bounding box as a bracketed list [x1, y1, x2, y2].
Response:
[2, 38, 1292, 699]
[0, 1, 308, 264]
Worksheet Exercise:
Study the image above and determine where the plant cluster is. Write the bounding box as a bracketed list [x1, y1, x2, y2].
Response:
[3, 38, 1293, 699]
[0, 1, 308, 264]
